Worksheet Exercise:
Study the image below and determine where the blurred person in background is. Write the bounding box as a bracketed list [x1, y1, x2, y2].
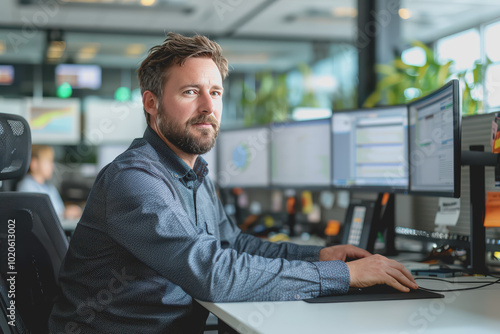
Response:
[17, 144, 82, 220]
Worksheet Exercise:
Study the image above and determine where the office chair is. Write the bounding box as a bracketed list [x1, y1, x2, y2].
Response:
[0, 113, 69, 334]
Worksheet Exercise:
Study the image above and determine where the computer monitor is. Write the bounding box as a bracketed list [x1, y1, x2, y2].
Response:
[408, 79, 461, 198]
[27, 98, 81, 145]
[271, 119, 331, 187]
[0, 65, 15, 86]
[332, 105, 409, 193]
[217, 126, 270, 188]
[0, 98, 26, 118]
[97, 144, 130, 172]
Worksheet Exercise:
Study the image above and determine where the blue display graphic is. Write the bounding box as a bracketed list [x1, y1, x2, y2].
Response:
[232, 144, 250, 171]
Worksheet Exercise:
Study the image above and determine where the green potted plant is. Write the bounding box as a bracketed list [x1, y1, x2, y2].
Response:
[240, 63, 322, 126]
[364, 40, 487, 115]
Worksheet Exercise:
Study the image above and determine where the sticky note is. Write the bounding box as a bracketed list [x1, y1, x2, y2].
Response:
[484, 192, 500, 227]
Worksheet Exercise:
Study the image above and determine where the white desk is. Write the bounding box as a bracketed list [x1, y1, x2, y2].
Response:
[198, 276, 500, 334]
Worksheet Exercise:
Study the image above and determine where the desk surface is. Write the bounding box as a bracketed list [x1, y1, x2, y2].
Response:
[198, 276, 500, 334]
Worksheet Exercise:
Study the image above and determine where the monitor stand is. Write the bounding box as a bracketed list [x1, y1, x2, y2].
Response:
[461, 145, 500, 275]
[368, 193, 397, 256]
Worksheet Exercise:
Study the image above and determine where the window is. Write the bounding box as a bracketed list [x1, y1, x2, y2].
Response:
[485, 21, 500, 108]
[436, 29, 480, 72]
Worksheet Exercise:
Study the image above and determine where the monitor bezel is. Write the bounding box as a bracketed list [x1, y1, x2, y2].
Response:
[269, 118, 332, 189]
[407, 79, 461, 198]
[216, 125, 271, 189]
[331, 104, 410, 194]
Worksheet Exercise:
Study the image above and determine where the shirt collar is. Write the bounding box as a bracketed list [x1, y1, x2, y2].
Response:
[143, 126, 209, 184]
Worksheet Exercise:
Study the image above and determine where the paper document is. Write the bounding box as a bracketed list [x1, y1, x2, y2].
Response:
[434, 197, 460, 226]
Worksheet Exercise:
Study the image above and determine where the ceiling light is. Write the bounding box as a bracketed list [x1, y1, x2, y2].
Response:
[140, 0, 156, 6]
[332, 7, 357, 18]
[125, 43, 146, 57]
[77, 44, 100, 61]
[47, 41, 66, 61]
[399, 8, 412, 20]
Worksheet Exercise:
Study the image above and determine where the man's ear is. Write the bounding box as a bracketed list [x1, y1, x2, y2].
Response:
[143, 91, 158, 120]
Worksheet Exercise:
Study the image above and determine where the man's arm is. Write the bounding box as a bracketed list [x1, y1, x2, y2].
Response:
[105, 167, 350, 302]
[233, 232, 323, 261]
[215, 194, 417, 293]
[215, 196, 370, 262]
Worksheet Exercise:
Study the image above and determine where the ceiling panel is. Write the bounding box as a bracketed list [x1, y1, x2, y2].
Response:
[0, 0, 270, 35]
[218, 39, 313, 72]
[0, 29, 44, 64]
[1, 0, 500, 72]
[401, 0, 500, 43]
[62, 32, 163, 68]
[234, 0, 356, 41]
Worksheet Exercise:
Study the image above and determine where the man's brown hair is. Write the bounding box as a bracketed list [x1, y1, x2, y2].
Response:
[137, 32, 229, 126]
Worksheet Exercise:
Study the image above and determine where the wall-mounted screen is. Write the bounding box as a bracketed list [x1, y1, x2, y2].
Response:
[0, 65, 14, 85]
[84, 99, 146, 145]
[27, 98, 81, 145]
[0, 99, 26, 118]
[97, 144, 129, 172]
[55, 64, 102, 89]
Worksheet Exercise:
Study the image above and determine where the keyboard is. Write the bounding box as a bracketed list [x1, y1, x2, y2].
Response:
[304, 285, 444, 303]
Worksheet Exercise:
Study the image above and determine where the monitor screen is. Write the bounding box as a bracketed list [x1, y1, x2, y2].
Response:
[0, 98, 26, 118]
[27, 98, 81, 145]
[271, 119, 331, 187]
[55, 64, 102, 90]
[0, 65, 14, 85]
[408, 80, 461, 197]
[84, 99, 146, 145]
[97, 144, 129, 172]
[332, 105, 409, 192]
[217, 127, 270, 188]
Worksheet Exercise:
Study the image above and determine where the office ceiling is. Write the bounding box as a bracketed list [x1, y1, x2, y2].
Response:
[1, 0, 500, 71]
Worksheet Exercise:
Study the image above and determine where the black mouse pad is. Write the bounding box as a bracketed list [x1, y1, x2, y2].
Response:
[304, 285, 444, 303]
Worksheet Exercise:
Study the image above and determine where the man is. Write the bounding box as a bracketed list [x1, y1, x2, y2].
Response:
[49, 33, 417, 334]
[17, 145, 82, 220]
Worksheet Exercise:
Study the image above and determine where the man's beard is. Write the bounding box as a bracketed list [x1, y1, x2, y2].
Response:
[156, 108, 219, 155]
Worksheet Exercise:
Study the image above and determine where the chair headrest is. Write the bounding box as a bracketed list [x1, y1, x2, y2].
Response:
[0, 113, 31, 181]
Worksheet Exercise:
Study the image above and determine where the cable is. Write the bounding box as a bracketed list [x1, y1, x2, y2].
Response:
[415, 276, 500, 292]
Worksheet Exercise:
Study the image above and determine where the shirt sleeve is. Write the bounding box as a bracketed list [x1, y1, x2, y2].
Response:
[209, 181, 323, 262]
[105, 166, 350, 303]
[233, 232, 323, 262]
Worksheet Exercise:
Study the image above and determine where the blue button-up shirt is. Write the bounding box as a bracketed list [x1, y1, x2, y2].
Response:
[49, 126, 349, 334]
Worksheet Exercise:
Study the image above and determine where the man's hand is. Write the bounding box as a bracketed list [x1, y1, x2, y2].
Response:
[319, 244, 372, 262]
[346, 254, 419, 292]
